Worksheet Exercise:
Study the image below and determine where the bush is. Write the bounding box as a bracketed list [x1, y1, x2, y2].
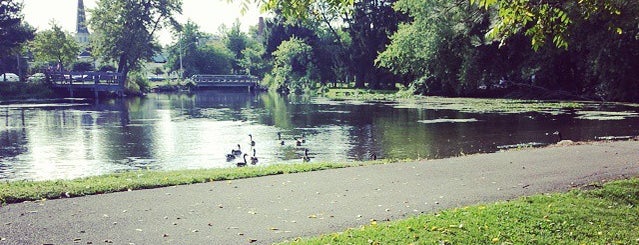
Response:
[0, 83, 55, 101]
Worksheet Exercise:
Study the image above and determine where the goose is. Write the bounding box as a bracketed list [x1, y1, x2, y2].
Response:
[295, 137, 302, 147]
[553, 131, 563, 141]
[370, 153, 377, 160]
[226, 153, 236, 161]
[249, 134, 256, 147]
[231, 144, 242, 155]
[250, 149, 258, 165]
[302, 148, 311, 162]
[237, 154, 248, 167]
[277, 132, 282, 140]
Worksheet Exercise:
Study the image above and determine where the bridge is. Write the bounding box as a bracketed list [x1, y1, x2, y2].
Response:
[190, 75, 259, 91]
[46, 71, 125, 97]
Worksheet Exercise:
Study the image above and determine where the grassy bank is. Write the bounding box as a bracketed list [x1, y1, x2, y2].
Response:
[283, 178, 639, 244]
[0, 162, 373, 205]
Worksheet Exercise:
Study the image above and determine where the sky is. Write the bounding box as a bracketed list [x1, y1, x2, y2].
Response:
[22, 0, 262, 45]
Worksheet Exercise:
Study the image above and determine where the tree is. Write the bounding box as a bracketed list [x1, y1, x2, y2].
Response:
[30, 21, 80, 71]
[224, 20, 249, 74]
[470, 0, 635, 50]
[166, 21, 234, 77]
[239, 41, 268, 77]
[0, 0, 35, 74]
[346, 0, 406, 88]
[269, 36, 317, 93]
[89, 0, 182, 88]
[166, 20, 204, 77]
[377, 0, 496, 96]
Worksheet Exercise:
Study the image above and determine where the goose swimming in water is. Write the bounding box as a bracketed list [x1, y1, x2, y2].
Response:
[302, 148, 311, 162]
[226, 153, 236, 161]
[250, 149, 258, 165]
[249, 134, 256, 147]
[237, 154, 248, 167]
[231, 144, 242, 155]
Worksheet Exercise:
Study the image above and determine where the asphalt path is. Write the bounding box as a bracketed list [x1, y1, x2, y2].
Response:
[1, 140, 638, 244]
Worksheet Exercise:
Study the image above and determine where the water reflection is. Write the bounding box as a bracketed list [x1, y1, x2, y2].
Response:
[0, 91, 638, 181]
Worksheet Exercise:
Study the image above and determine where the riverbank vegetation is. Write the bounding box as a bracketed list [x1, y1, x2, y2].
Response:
[5, 1, 638, 102]
[0, 82, 55, 101]
[284, 177, 639, 244]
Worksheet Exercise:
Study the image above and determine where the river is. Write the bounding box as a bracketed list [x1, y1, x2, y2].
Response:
[1, 91, 638, 181]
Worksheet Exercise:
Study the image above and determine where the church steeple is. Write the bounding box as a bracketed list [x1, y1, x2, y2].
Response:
[75, 0, 90, 45]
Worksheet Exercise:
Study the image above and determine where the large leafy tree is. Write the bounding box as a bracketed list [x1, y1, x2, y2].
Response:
[471, 0, 636, 50]
[89, 0, 182, 87]
[346, 0, 406, 88]
[166, 21, 235, 77]
[0, 0, 34, 74]
[166, 20, 204, 77]
[223, 20, 250, 74]
[30, 21, 80, 71]
[269, 36, 317, 93]
[377, 0, 497, 96]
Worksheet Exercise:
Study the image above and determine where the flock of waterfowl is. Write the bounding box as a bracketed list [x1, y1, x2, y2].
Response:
[225, 132, 311, 167]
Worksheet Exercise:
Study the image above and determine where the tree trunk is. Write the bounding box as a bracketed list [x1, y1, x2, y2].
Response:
[117, 54, 129, 89]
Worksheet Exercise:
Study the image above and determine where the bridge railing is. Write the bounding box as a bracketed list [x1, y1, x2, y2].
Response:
[46, 71, 124, 86]
[191, 74, 258, 83]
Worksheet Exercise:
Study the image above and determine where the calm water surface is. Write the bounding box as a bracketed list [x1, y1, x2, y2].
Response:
[1, 91, 638, 181]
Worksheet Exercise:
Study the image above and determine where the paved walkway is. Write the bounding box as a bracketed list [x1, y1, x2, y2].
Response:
[1, 141, 638, 244]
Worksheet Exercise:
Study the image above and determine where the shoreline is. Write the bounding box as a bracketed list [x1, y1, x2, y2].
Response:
[1, 140, 638, 244]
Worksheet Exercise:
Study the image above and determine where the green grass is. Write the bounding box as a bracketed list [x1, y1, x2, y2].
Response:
[283, 178, 639, 244]
[1, 161, 400, 205]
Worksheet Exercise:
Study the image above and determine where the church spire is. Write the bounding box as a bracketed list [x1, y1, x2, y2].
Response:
[76, 0, 90, 45]
[76, 0, 89, 34]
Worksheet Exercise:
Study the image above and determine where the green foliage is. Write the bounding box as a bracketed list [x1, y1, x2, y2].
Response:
[89, 0, 182, 86]
[377, 0, 494, 96]
[287, 178, 639, 244]
[224, 20, 250, 74]
[72, 61, 94, 72]
[470, 0, 627, 51]
[166, 21, 236, 77]
[0, 82, 55, 100]
[0, 0, 34, 55]
[269, 36, 318, 93]
[29, 21, 80, 70]
[125, 71, 151, 94]
[239, 41, 269, 77]
[0, 0, 35, 74]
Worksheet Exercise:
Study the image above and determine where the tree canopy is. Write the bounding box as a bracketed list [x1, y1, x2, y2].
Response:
[30, 21, 80, 70]
[89, 0, 182, 87]
[0, 0, 34, 74]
